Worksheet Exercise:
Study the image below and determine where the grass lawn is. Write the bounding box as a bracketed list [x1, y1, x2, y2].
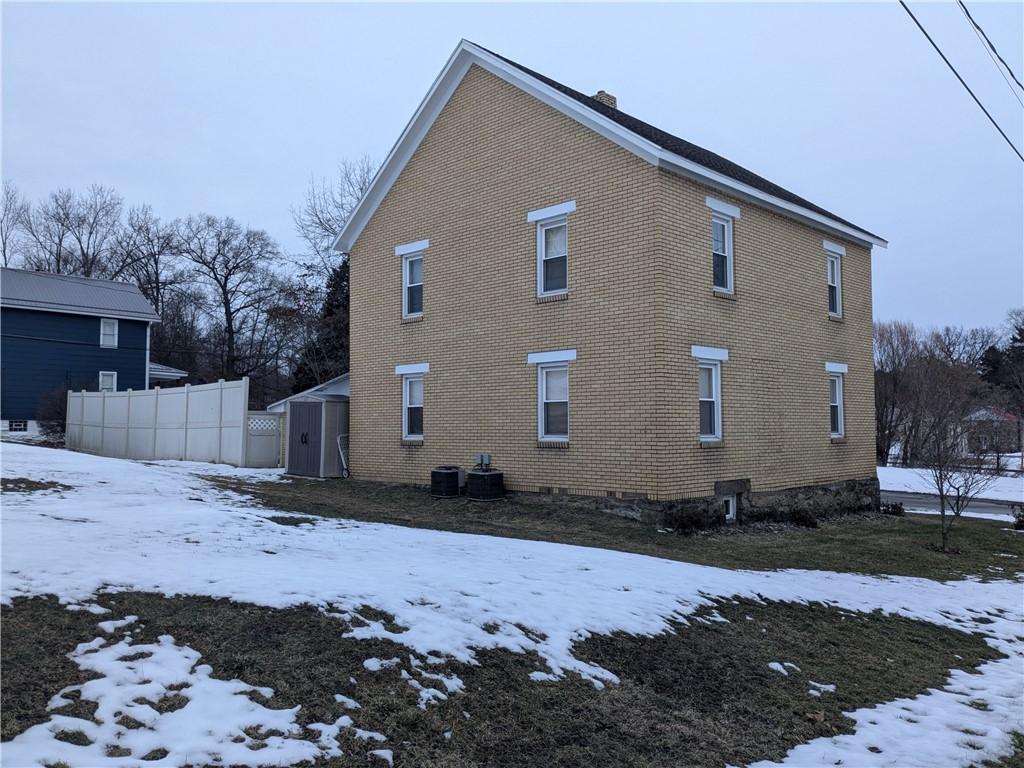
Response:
[212, 475, 1024, 582]
[1, 593, 1003, 767]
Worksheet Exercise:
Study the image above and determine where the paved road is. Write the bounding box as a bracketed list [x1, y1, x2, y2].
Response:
[882, 491, 1017, 520]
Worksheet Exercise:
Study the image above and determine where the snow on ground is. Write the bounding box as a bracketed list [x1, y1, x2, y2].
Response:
[2, 443, 1023, 767]
[878, 465, 1023, 504]
[908, 507, 1016, 523]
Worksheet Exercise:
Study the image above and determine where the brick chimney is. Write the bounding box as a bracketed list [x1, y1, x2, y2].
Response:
[592, 90, 617, 110]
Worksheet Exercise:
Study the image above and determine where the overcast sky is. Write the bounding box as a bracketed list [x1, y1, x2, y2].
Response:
[3, 2, 1022, 329]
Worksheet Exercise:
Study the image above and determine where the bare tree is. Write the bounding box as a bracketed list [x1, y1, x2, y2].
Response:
[1, 180, 27, 267]
[874, 320, 920, 464]
[291, 156, 376, 279]
[915, 353, 995, 551]
[19, 185, 123, 276]
[930, 325, 1003, 372]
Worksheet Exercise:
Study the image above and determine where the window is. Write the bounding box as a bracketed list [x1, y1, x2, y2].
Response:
[8, 420, 27, 433]
[99, 371, 117, 393]
[537, 218, 568, 296]
[698, 361, 722, 440]
[711, 215, 734, 292]
[829, 374, 845, 437]
[538, 363, 569, 440]
[100, 318, 118, 348]
[722, 495, 738, 523]
[403, 375, 424, 439]
[403, 253, 423, 318]
[827, 252, 842, 315]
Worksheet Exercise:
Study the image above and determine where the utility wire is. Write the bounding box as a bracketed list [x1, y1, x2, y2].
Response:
[957, 1, 1024, 109]
[957, 0, 1024, 91]
[899, 1, 1023, 162]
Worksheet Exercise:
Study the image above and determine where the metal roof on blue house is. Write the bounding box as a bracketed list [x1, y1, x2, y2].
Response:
[0, 267, 161, 322]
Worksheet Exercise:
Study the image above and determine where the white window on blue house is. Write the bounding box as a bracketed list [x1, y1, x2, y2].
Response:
[99, 371, 117, 392]
[100, 318, 118, 348]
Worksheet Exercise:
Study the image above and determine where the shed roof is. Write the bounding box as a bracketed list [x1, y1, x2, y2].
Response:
[0, 267, 161, 322]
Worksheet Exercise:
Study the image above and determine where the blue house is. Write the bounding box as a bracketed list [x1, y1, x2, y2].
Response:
[1, 267, 162, 433]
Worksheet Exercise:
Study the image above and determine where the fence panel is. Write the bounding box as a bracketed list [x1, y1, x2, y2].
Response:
[245, 412, 283, 468]
[66, 378, 258, 467]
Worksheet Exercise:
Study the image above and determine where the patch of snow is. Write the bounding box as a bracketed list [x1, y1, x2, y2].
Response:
[783, 662, 801, 673]
[768, 662, 789, 676]
[362, 657, 401, 672]
[907, 507, 1015, 523]
[808, 680, 836, 698]
[878, 466, 1023, 504]
[369, 748, 394, 766]
[97, 614, 137, 633]
[333, 693, 361, 709]
[2, 444, 1022, 768]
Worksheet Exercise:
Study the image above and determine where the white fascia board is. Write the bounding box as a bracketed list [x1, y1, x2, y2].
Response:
[705, 196, 741, 220]
[395, 239, 429, 256]
[527, 348, 577, 365]
[691, 345, 729, 362]
[823, 240, 846, 256]
[333, 39, 886, 255]
[527, 200, 576, 223]
[825, 362, 849, 374]
[395, 363, 430, 376]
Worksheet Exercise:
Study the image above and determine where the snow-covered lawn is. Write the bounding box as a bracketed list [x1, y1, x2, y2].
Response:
[878, 465, 1024, 504]
[2, 443, 1022, 767]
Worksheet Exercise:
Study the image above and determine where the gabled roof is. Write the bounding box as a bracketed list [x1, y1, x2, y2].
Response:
[334, 40, 886, 254]
[267, 373, 350, 412]
[148, 362, 189, 381]
[0, 267, 160, 322]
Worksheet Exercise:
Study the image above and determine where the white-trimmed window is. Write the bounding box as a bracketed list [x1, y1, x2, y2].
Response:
[99, 371, 117, 393]
[538, 363, 569, 440]
[537, 218, 568, 297]
[711, 216, 734, 293]
[402, 253, 424, 318]
[722, 495, 738, 523]
[100, 318, 118, 348]
[698, 361, 722, 440]
[403, 375, 424, 439]
[829, 373, 845, 437]
[826, 247, 843, 316]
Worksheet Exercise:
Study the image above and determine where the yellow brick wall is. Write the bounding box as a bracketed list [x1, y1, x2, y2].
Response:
[348, 64, 876, 500]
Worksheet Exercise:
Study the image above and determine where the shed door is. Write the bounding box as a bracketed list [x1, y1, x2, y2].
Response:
[287, 402, 322, 477]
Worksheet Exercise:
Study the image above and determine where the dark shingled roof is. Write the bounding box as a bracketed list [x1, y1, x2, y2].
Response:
[0, 267, 161, 322]
[476, 43, 880, 242]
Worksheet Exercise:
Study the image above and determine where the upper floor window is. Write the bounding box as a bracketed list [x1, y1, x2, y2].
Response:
[706, 197, 740, 294]
[528, 200, 576, 298]
[395, 239, 428, 319]
[99, 371, 117, 392]
[824, 241, 845, 317]
[100, 318, 118, 348]
[692, 345, 729, 442]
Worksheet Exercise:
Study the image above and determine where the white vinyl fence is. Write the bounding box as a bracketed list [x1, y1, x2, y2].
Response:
[65, 377, 281, 468]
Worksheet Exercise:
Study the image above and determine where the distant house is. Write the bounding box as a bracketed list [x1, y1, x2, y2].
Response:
[964, 407, 1020, 455]
[0, 267, 161, 433]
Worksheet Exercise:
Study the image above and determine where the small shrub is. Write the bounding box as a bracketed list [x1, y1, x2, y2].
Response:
[880, 501, 905, 516]
[662, 503, 719, 534]
[35, 388, 69, 443]
[790, 507, 818, 528]
[1013, 506, 1024, 532]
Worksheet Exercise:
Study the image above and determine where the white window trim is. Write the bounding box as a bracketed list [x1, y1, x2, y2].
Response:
[395, 239, 429, 256]
[527, 348, 577, 365]
[825, 361, 848, 374]
[100, 318, 118, 348]
[98, 371, 117, 392]
[829, 373, 845, 438]
[690, 345, 729, 362]
[722, 494, 738, 523]
[697, 360, 722, 442]
[395, 362, 430, 376]
[402, 251, 424, 319]
[527, 200, 576, 223]
[537, 362, 569, 442]
[711, 213, 735, 294]
[705, 196, 742, 220]
[536, 216, 569, 298]
[823, 240, 846, 256]
[827, 250, 843, 317]
[402, 374, 424, 439]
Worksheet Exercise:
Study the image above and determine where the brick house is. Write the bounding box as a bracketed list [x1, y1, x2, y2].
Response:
[333, 41, 886, 519]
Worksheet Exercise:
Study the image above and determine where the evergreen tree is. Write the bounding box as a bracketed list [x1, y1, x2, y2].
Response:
[291, 260, 349, 393]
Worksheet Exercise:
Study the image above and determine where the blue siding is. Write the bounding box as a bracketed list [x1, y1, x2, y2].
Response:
[1, 308, 149, 420]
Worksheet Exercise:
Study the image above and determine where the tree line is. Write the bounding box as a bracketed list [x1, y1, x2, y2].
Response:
[1, 159, 375, 407]
[874, 310, 1024, 471]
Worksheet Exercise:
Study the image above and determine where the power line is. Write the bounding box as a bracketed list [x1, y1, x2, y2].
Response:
[957, 0, 1024, 91]
[957, 1, 1024, 109]
[899, 1, 1024, 163]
